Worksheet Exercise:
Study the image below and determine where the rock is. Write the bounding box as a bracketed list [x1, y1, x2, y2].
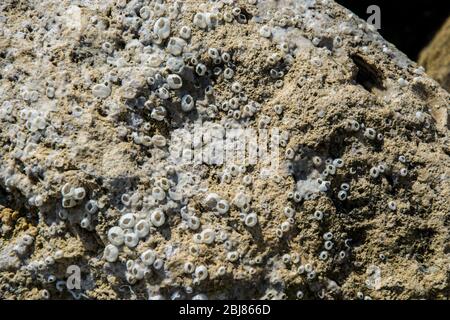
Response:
[0, 0, 448, 300]
[419, 17, 450, 92]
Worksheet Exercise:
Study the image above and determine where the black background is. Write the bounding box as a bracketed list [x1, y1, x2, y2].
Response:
[336, 0, 450, 61]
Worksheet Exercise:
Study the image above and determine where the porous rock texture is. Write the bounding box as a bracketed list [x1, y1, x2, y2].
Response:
[0, 0, 449, 300]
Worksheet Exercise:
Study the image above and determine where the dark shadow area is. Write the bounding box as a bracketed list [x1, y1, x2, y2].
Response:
[351, 54, 385, 92]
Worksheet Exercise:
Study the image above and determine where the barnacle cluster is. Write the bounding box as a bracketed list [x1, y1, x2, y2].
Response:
[0, 0, 449, 300]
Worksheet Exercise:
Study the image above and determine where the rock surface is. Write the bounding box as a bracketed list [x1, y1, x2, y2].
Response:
[0, 0, 449, 300]
[419, 17, 450, 92]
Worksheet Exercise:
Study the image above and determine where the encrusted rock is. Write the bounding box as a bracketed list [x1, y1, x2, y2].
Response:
[0, 0, 449, 300]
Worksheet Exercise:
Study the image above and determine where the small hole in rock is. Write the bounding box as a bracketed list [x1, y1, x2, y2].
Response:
[351, 54, 385, 92]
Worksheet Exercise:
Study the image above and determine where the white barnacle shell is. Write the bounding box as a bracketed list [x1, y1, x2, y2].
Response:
[92, 83, 111, 98]
[154, 17, 171, 39]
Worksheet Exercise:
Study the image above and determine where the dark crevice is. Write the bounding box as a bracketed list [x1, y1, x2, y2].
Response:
[318, 36, 334, 51]
[239, 6, 253, 18]
[351, 54, 385, 93]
